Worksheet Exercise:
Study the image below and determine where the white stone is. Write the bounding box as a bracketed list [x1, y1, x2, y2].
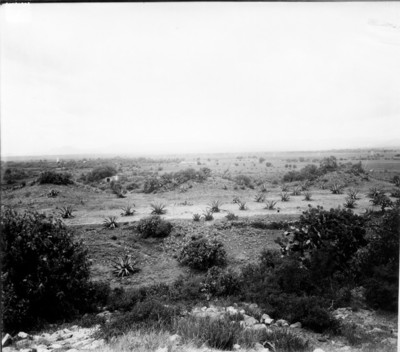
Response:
[49, 343, 63, 349]
[313, 349, 325, 352]
[168, 334, 181, 345]
[2, 333, 13, 347]
[290, 322, 302, 329]
[261, 314, 274, 325]
[226, 306, 238, 315]
[155, 347, 168, 352]
[276, 319, 289, 327]
[251, 324, 268, 332]
[233, 344, 241, 351]
[17, 332, 29, 340]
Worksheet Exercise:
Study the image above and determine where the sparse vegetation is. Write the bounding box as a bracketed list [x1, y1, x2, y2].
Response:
[192, 213, 201, 222]
[121, 204, 135, 216]
[303, 192, 312, 201]
[38, 170, 73, 185]
[209, 200, 222, 213]
[254, 193, 266, 202]
[281, 192, 290, 202]
[203, 209, 214, 221]
[150, 202, 167, 215]
[330, 183, 344, 194]
[347, 188, 360, 200]
[265, 200, 278, 210]
[225, 212, 238, 220]
[238, 201, 248, 210]
[103, 216, 119, 229]
[112, 253, 139, 277]
[344, 197, 357, 209]
[291, 186, 301, 196]
[59, 205, 75, 218]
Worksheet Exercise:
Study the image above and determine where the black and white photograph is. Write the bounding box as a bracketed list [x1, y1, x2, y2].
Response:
[1, 2, 399, 352]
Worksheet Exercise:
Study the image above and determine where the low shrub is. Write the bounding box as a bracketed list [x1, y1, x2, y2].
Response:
[178, 237, 227, 271]
[225, 212, 238, 221]
[37, 171, 73, 185]
[203, 209, 214, 221]
[136, 216, 173, 238]
[202, 267, 241, 298]
[85, 165, 117, 182]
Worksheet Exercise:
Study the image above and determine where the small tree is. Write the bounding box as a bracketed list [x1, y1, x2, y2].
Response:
[1, 208, 97, 332]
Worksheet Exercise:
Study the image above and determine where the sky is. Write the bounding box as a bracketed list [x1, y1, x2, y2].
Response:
[1, 2, 400, 157]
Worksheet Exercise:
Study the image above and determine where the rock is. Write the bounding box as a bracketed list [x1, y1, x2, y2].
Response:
[290, 322, 302, 329]
[20, 349, 36, 352]
[168, 334, 182, 345]
[338, 347, 351, 351]
[2, 333, 13, 347]
[313, 349, 325, 352]
[233, 344, 241, 351]
[241, 315, 258, 327]
[248, 303, 258, 310]
[17, 332, 30, 340]
[250, 324, 268, 332]
[276, 319, 289, 327]
[49, 343, 63, 349]
[261, 314, 274, 325]
[383, 337, 397, 345]
[155, 347, 168, 352]
[96, 310, 111, 318]
[226, 306, 238, 315]
[254, 342, 265, 350]
[2, 347, 18, 352]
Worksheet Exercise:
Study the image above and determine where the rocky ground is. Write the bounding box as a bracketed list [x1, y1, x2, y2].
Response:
[2, 304, 397, 352]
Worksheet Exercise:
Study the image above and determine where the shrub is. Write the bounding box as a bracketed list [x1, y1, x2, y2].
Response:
[254, 193, 265, 202]
[344, 197, 357, 209]
[281, 184, 289, 192]
[225, 212, 238, 221]
[281, 192, 290, 201]
[37, 170, 73, 185]
[150, 203, 167, 215]
[235, 175, 253, 188]
[202, 267, 241, 298]
[330, 183, 344, 194]
[103, 216, 119, 229]
[303, 192, 312, 201]
[59, 205, 75, 219]
[3, 168, 28, 184]
[264, 200, 277, 210]
[86, 165, 117, 182]
[203, 209, 214, 221]
[392, 175, 400, 187]
[121, 204, 135, 216]
[1, 208, 98, 332]
[47, 189, 59, 198]
[347, 188, 360, 200]
[136, 216, 173, 238]
[110, 181, 126, 198]
[193, 213, 201, 222]
[238, 201, 248, 210]
[178, 237, 227, 271]
[291, 187, 301, 196]
[209, 200, 222, 213]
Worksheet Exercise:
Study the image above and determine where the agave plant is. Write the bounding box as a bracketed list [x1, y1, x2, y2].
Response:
[121, 204, 135, 216]
[330, 183, 344, 194]
[291, 187, 301, 196]
[232, 196, 241, 204]
[347, 188, 360, 200]
[390, 189, 400, 198]
[303, 192, 313, 201]
[260, 183, 269, 193]
[265, 200, 277, 210]
[225, 212, 238, 221]
[192, 213, 201, 222]
[112, 254, 139, 277]
[209, 200, 222, 213]
[203, 209, 214, 221]
[281, 193, 290, 202]
[300, 181, 311, 191]
[367, 187, 384, 199]
[281, 184, 290, 192]
[254, 193, 266, 202]
[59, 206, 75, 219]
[150, 203, 167, 215]
[238, 201, 248, 210]
[344, 197, 357, 209]
[103, 216, 119, 229]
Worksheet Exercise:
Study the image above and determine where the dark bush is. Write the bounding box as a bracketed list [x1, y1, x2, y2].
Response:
[37, 170, 73, 185]
[178, 237, 227, 271]
[136, 215, 173, 238]
[202, 267, 241, 297]
[3, 168, 28, 184]
[1, 208, 100, 332]
[85, 165, 117, 182]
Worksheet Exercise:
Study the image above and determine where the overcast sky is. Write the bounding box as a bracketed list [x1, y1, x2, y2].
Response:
[1, 2, 400, 157]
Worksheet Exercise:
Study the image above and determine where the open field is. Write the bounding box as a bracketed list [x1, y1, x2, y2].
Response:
[2, 148, 399, 352]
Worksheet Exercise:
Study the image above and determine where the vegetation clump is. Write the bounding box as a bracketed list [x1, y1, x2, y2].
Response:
[1, 208, 105, 332]
[136, 215, 173, 238]
[38, 170, 73, 185]
[178, 237, 227, 271]
[85, 165, 117, 182]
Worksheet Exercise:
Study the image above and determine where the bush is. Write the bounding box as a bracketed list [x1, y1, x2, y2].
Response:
[86, 165, 117, 182]
[1, 208, 100, 332]
[178, 237, 227, 271]
[37, 170, 73, 185]
[136, 216, 173, 238]
[3, 168, 28, 184]
[202, 267, 241, 298]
